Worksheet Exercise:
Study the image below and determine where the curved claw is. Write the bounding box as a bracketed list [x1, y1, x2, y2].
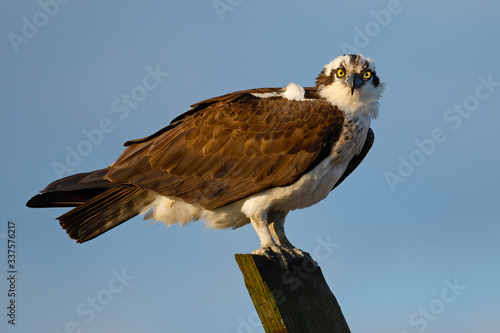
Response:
[252, 245, 288, 267]
[252, 244, 283, 258]
[280, 246, 305, 258]
[281, 247, 318, 270]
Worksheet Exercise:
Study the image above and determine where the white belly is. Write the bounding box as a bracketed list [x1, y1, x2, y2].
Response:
[241, 158, 349, 215]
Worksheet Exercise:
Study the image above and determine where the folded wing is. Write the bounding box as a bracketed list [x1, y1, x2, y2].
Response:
[106, 91, 345, 210]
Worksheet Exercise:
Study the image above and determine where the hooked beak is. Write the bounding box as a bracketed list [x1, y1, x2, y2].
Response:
[345, 73, 363, 95]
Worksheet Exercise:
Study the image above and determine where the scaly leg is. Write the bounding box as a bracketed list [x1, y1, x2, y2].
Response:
[250, 215, 282, 259]
[268, 210, 292, 248]
[268, 210, 306, 258]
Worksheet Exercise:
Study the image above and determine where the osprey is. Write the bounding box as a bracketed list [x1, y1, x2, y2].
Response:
[27, 54, 384, 259]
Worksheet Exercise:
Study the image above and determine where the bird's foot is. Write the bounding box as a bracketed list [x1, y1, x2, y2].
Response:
[284, 247, 318, 268]
[252, 245, 289, 268]
[252, 246, 317, 269]
[281, 246, 310, 259]
[252, 244, 283, 259]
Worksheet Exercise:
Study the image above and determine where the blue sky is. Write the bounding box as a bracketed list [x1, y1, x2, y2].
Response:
[1, 1, 500, 332]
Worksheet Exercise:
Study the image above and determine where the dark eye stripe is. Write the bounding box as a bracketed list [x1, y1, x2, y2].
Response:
[372, 72, 380, 86]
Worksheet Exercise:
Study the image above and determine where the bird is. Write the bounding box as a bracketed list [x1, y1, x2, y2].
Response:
[27, 54, 384, 260]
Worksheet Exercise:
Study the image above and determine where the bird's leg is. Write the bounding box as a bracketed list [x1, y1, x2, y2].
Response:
[268, 210, 307, 258]
[250, 215, 282, 260]
[268, 211, 292, 248]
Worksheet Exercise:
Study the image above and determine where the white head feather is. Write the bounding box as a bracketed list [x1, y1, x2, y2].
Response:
[317, 54, 384, 119]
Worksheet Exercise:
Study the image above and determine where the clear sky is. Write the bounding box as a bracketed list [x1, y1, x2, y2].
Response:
[1, 1, 500, 332]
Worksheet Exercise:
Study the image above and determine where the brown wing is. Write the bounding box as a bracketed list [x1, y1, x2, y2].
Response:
[106, 91, 344, 210]
[122, 88, 288, 146]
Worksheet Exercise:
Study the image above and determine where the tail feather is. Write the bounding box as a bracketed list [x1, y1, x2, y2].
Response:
[26, 188, 106, 208]
[26, 168, 153, 243]
[26, 169, 113, 208]
[42, 168, 111, 193]
[58, 187, 153, 243]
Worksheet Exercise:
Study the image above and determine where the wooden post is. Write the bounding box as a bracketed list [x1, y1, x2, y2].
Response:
[235, 254, 351, 333]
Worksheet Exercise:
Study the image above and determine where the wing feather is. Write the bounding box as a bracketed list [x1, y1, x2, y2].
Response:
[106, 92, 344, 210]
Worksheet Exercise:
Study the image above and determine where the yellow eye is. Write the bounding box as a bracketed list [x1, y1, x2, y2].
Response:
[337, 69, 345, 77]
[363, 71, 372, 80]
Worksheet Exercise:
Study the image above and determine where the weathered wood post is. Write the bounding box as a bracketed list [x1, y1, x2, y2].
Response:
[235, 254, 350, 333]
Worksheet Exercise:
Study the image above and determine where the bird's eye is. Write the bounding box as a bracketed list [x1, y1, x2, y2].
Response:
[337, 69, 345, 77]
[363, 71, 372, 80]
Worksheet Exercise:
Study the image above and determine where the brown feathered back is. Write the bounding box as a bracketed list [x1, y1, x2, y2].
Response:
[106, 89, 344, 210]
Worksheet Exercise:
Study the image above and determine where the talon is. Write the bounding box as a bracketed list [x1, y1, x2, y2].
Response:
[280, 246, 299, 259]
[292, 248, 308, 258]
[280, 246, 308, 258]
[252, 245, 288, 268]
[252, 245, 282, 257]
[295, 249, 318, 269]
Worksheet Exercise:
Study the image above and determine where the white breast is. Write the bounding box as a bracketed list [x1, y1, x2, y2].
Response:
[240, 113, 370, 216]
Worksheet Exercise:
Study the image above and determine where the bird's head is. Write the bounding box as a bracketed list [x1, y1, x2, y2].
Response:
[315, 54, 384, 116]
